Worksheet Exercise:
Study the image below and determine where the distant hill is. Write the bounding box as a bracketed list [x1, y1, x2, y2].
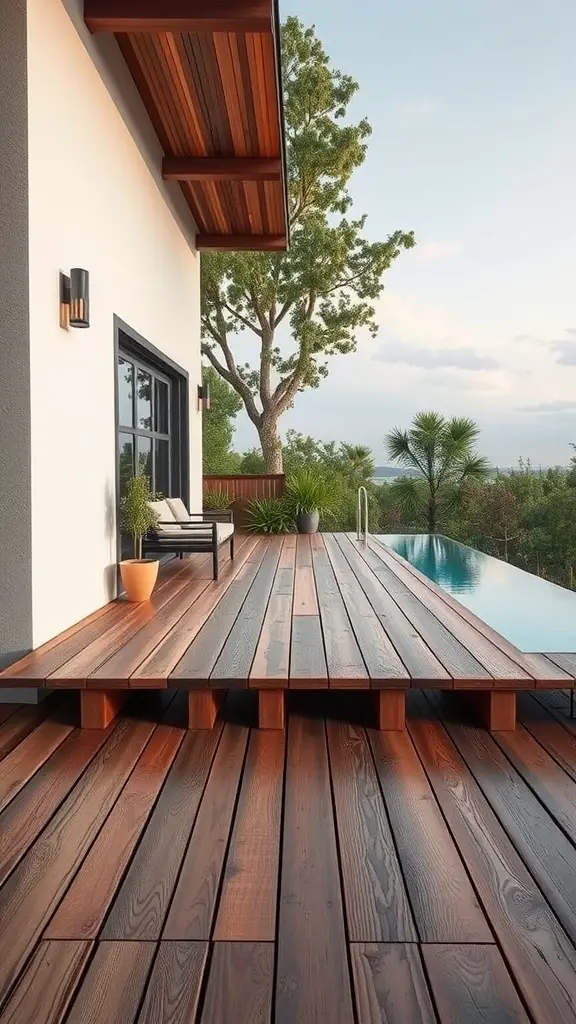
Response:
[372, 466, 421, 479]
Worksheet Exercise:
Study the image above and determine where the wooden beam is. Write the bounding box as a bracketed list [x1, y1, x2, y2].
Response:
[258, 690, 285, 729]
[188, 689, 226, 729]
[196, 234, 287, 252]
[85, 0, 272, 33]
[80, 689, 128, 729]
[474, 691, 517, 731]
[375, 690, 406, 731]
[163, 157, 281, 183]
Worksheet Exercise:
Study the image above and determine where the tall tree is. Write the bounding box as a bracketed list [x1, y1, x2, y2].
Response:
[386, 411, 490, 533]
[201, 17, 415, 472]
[339, 444, 375, 487]
[201, 366, 242, 474]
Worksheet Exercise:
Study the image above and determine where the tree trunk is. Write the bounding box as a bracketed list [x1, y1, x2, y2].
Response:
[259, 415, 283, 474]
[427, 497, 436, 534]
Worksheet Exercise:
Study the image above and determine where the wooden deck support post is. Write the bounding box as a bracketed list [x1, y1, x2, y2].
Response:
[80, 689, 128, 729]
[258, 689, 285, 729]
[375, 690, 406, 731]
[476, 690, 517, 731]
[188, 689, 226, 729]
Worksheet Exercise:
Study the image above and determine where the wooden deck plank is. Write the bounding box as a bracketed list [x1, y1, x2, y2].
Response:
[327, 720, 416, 942]
[519, 693, 576, 781]
[168, 540, 270, 685]
[276, 715, 355, 1024]
[101, 725, 222, 940]
[132, 536, 261, 685]
[65, 941, 156, 1024]
[422, 944, 529, 1023]
[409, 704, 576, 1024]
[289, 615, 328, 686]
[352, 539, 491, 682]
[199, 943, 273, 1024]
[163, 724, 249, 940]
[249, 536, 296, 685]
[438, 710, 576, 940]
[350, 943, 436, 1024]
[87, 578, 211, 686]
[323, 534, 409, 685]
[0, 701, 57, 760]
[0, 717, 156, 1004]
[293, 534, 318, 615]
[0, 715, 74, 813]
[337, 534, 452, 685]
[310, 535, 368, 688]
[0, 705, 22, 726]
[214, 730, 284, 941]
[136, 941, 208, 1024]
[369, 538, 532, 683]
[545, 652, 576, 677]
[0, 726, 112, 888]
[369, 727, 491, 942]
[0, 940, 93, 1024]
[45, 698, 187, 940]
[210, 538, 283, 686]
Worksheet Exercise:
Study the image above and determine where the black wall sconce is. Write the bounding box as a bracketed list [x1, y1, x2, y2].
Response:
[59, 269, 90, 329]
[197, 382, 211, 412]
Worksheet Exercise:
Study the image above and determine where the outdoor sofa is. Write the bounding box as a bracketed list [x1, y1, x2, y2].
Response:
[143, 498, 234, 580]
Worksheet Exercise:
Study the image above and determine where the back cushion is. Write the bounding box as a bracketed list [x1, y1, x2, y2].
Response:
[147, 499, 176, 532]
[166, 497, 190, 523]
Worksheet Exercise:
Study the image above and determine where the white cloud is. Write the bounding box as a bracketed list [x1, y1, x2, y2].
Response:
[373, 339, 498, 371]
[399, 98, 436, 117]
[416, 241, 461, 261]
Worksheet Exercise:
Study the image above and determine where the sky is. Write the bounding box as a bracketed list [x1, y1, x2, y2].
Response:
[232, 0, 576, 467]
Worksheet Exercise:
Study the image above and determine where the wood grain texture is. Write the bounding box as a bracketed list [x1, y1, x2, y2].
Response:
[200, 943, 273, 1024]
[350, 943, 436, 1024]
[520, 694, 576, 783]
[188, 689, 225, 728]
[289, 615, 328, 686]
[65, 941, 156, 1024]
[136, 942, 208, 1024]
[327, 721, 416, 942]
[80, 690, 128, 728]
[0, 701, 56, 759]
[409, 711, 576, 1023]
[258, 689, 285, 729]
[375, 690, 406, 730]
[311, 536, 368, 687]
[276, 715, 355, 1023]
[101, 726, 222, 940]
[214, 730, 284, 940]
[163, 725, 248, 940]
[369, 728, 491, 942]
[0, 718, 155, 1004]
[0, 940, 93, 1024]
[46, 707, 186, 940]
[474, 690, 517, 730]
[0, 715, 73, 813]
[293, 535, 318, 614]
[250, 536, 296, 684]
[423, 944, 529, 1023]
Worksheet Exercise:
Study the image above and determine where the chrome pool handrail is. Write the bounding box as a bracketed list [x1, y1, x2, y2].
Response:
[356, 486, 369, 546]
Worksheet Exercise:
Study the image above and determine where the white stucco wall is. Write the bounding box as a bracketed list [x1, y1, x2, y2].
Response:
[26, 0, 202, 646]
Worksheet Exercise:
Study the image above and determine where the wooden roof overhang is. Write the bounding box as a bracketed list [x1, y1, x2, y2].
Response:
[84, 1, 289, 251]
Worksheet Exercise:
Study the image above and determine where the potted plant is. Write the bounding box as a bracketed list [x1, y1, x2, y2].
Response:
[285, 469, 334, 534]
[119, 473, 160, 601]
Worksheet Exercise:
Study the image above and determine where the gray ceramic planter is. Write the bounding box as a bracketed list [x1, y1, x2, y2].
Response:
[296, 510, 319, 534]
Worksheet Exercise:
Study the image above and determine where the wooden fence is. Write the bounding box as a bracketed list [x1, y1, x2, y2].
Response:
[203, 474, 285, 526]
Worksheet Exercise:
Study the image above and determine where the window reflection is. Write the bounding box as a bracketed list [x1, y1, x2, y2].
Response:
[137, 436, 152, 484]
[155, 379, 169, 435]
[137, 369, 152, 430]
[118, 359, 134, 427]
[155, 438, 170, 497]
[118, 433, 134, 496]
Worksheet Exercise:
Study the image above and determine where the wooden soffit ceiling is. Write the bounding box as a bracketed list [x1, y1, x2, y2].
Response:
[85, 1, 289, 251]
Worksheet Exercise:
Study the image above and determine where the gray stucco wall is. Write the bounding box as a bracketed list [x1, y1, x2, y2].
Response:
[0, 0, 33, 670]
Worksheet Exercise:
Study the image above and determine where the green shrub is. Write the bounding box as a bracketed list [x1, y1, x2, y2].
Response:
[285, 468, 335, 518]
[245, 498, 295, 534]
[203, 487, 234, 510]
[119, 473, 157, 560]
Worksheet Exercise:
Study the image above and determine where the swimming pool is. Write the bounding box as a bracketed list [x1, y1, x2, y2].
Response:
[379, 534, 576, 653]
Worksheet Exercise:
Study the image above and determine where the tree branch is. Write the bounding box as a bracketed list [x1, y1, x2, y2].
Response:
[221, 300, 262, 337]
[201, 343, 261, 427]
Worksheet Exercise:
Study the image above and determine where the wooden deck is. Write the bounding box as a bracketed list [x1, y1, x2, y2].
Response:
[1, 688, 576, 1021]
[1, 533, 574, 732]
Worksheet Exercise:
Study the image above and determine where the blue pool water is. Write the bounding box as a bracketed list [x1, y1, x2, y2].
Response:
[379, 534, 576, 653]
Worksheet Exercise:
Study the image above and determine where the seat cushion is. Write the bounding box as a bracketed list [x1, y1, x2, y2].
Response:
[147, 499, 177, 532]
[149, 523, 234, 543]
[166, 497, 190, 522]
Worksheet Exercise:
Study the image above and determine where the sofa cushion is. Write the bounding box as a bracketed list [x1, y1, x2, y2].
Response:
[147, 499, 176, 532]
[166, 497, 190, 522]
[149, 523, 234, 543]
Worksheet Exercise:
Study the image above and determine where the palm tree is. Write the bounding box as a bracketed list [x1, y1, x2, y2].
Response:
[340, 444, 375, 487]
[385, 411, 490, 533]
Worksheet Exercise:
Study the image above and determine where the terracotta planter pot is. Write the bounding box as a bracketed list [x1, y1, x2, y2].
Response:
[119, 558, 159, 602]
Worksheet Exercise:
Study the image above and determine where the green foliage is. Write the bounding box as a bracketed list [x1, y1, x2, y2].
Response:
[201, 17, 414, 471]
[203, 488, 234, 510]
[202, 366, 242, 474]
[285, 468, 335, 517]
[239, 448, 267, 474]
[119, 473, 157, 560]
[386, 411, 491, 533]
[245, 498, 295, 535]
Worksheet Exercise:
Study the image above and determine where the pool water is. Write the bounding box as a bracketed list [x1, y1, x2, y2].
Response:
[379, 534, 576, 653]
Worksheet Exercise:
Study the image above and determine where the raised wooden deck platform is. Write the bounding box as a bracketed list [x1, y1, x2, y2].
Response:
[1, 533, 574, 731]
[1, 688, 576, 1021]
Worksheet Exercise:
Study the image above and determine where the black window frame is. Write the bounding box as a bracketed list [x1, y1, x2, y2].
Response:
[113, 316, 190, 563]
